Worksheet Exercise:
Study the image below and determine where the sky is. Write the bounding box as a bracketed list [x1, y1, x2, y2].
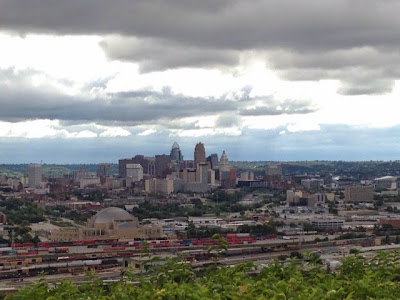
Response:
[1, 0, 400, 163]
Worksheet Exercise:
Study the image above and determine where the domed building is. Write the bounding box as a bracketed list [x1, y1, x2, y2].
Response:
[51, 207, 163, 242]
[87, 207, 138, 230]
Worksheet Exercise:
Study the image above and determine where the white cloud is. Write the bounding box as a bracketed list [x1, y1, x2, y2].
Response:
[137, 129, 157, 136]
[99, 127, 131, 137]
[70, 130, 98, 138]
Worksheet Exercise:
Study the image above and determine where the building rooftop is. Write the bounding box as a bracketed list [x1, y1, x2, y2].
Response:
[92, 207, 134, 224]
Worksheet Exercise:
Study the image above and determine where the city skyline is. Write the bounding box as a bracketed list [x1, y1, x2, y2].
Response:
[2, 1, 400, 163]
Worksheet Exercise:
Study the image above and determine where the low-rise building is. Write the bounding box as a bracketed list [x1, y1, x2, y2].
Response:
[374, 176, 397, 190]
[311, 218, 344, 229]
[286, 189, 303, 205]
[301, 178, 324, 189]
[80, 177, 101, 188]
[379, 218, 400, 228]
[345, 186, 374, 202]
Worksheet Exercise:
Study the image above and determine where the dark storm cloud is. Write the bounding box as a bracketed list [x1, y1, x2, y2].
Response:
[1, 1, 400, 94]
[215, 114, 241, 128]
[268, 47, 400, 95]
[99, 37, 239, 73]
[2, 0, 398, 50]
[0, 69, 316, 126]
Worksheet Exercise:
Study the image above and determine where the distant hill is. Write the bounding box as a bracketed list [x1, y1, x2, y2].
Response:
[2, 160, 400, 179]
[0, 164, 119, 178]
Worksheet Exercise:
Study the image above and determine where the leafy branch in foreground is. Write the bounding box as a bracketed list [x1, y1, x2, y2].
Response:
[6, 251, 400, 299]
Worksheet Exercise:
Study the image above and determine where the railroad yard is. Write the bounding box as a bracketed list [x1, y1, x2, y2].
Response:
[0, 232, 385, 291]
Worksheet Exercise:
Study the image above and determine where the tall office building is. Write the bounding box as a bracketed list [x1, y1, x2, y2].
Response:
[219, 150, 230, 172]
[196, 162, 209, 184]
[75, 168, 91, 180]
[207, 154, 219, 170]
[265, 164, 282, 176]
[28, 163, 42, 188]
[126, 164, 144, 182]
[344, 186, 374, 202]
[119, 155, 155, 177]
[264, 164, 283, 182]
[97, 163, 111, 177]
[155, 154, 172, 178]
[194, 142, 206, 168]
[170, 142, 183, 163]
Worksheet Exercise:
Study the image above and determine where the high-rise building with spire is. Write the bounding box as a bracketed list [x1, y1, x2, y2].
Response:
[194, 142, 206, 169]
[219, 150, 230, 172]
[170, 142, 183, 162]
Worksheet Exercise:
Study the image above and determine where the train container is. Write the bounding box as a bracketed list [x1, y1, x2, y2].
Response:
[101, 258, 120, 267]
[103, 246, 125, 251]
[150, 240, 170, 248]
[0, 247, 13, 252]
[48, 247, 69, 253]
[57, 256, 71, 261]
[0, 270, 19, 280]
[287, 245, 300, 251]
[117, 251, 132, 257]
[181, 239, 192, 246]
[37, 242, 50, 248]
[262, 234, 278, 240]
[272, 246, 287, 252]
[0, 248, 17, 256]
[236, 233, 251, 237]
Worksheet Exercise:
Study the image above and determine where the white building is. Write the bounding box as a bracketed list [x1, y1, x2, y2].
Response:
[145, 178, 174, 194]
[126, 164, 143, 182]
[80, 177, 101, 188]
[374, 176, 397, 190]
[196, 162, 209, 184]
[286, 189, 303, 205]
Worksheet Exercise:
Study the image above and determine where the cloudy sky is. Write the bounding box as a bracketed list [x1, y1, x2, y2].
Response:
[1, 0, 400, 163]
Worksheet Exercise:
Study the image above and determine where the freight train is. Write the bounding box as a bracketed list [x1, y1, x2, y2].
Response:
[0, 234, 278, 254]
[0, 258, 122, 280]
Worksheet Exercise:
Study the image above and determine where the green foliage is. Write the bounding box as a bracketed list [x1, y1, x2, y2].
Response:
[237, 223, 277, 235]
[207, 233, 228, 264]
[208, 190, 244, 203]
[186, 222, 230, 239]
[7, 251, 400, 299]
[132, 201, 205, 220]
[335, 232, 367, 240]
[0, 198, 45, 224]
